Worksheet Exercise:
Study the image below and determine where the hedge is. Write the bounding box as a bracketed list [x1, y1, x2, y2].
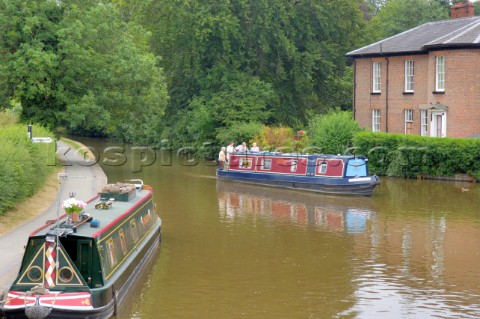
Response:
[0, 125, 55, 214]
[353, 132, 480, 180]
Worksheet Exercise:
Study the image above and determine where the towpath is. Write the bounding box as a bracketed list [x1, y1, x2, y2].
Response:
[0, 140, 107, 290]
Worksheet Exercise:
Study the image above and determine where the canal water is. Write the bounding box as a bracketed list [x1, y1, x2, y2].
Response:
[76, 138, 480, 319]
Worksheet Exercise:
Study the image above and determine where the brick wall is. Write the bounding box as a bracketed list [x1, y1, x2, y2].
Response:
[353, 49, 480, 138]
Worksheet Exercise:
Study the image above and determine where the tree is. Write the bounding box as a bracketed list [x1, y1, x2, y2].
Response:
[144, 0, 365, 137]
[0, 0, 168, 145]
[360, 0, 449, 45]
[172, 70, 275, 149]
[363, 0, 389, 17]
[0, 0, 63, 127]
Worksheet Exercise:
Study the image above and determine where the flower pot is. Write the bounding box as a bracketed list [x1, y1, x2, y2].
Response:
[70, 213, 80, 223]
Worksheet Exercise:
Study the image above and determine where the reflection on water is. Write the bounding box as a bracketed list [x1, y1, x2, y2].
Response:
[72, 137, 480, 319]
[216, 180, 480, 319]
[346, 179, 480, 319]
[217, 181, 375, 234]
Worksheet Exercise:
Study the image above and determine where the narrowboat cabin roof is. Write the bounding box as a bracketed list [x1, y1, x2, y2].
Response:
[235, 151, 367, 160]
[32, 187, 153, 239]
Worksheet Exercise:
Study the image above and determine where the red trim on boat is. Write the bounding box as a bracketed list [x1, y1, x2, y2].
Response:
[92, 186, 153, 238]
[4, 291, 93, 310]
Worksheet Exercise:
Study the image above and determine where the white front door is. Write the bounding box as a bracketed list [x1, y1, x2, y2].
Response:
[430, 111, 447, 137]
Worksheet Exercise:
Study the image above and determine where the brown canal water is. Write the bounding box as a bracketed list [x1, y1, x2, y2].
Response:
[76, 137, 480, 319]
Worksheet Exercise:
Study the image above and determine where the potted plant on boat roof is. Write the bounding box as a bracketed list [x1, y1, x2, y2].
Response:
[62, 197, 87, 223]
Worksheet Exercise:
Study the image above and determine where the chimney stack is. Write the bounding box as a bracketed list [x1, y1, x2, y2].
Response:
[450, 1, 475, 19]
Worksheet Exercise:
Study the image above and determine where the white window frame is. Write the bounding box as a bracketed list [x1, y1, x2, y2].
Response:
[404, 60, 414, 92]
[372, 62, 381, 93]
[318, 163, 327, 175]
[420, 110, 428, 136]
[435, 56, 445, 92]
[372, 109, 381, 132]
[404, 109, 413, 134]
[290, 160, 298, 173]
[261, 159, 272, 170]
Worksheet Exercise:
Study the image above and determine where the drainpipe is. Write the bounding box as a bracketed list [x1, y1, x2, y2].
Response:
[352, 59, 356, 120]
[379, 44, 389, 132]
[385, 56, 389, 132]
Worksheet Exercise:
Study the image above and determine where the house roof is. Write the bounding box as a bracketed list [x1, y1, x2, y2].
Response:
[347, 16, 480, 57]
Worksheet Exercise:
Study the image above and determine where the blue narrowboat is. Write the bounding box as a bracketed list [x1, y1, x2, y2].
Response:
[217, 152, 380, 196]
[0, 180, 161, 319]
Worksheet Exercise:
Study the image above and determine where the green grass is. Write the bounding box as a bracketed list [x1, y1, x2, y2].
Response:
[0, 112, 56, 214]
[60, 137, 95, 161]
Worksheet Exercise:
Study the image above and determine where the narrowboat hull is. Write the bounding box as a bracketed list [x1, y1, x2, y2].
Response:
[1, 182, 162, 319]
[217, 169, 380, 196]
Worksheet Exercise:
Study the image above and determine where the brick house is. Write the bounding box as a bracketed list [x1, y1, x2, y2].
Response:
[346, 2, 480, 138]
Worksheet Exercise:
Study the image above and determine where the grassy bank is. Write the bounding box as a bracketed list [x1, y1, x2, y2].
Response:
[61, 137, 95, 161]
[0, 166, 62, 235]
[0, 112, 56, 215]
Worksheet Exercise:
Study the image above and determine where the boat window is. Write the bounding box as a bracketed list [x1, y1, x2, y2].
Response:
[59, 266, 74, 283]
[239, 157, 252, 169]
[130, 219, 139, 243]
[141, 210, 152, 228]
[26, 266, 43, 282]
[290, 160, 298, 173]
[318, 163, 328, 174]
[346, 159, 367, 177]
[106, 238, 117, 267]
[119, 229, 127, 255]
[261, 159, 272, 170]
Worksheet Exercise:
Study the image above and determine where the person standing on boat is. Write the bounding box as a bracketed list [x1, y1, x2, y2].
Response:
[226, 141, 235, 169]
[218, 147, 226, 169]
[235, 141, 248, 153]
[250, 142, 260, 153]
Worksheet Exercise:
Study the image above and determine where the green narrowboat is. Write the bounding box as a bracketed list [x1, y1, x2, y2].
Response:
[0, 180, 161, 319]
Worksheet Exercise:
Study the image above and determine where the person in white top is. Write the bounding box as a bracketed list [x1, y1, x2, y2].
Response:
[218, 147, 226, 169]
[235, 141, 248, 153]
[250, 142, 260, 152]
[226, 141, 235, 163]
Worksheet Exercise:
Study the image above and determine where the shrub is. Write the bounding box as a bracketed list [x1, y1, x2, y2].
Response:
[353, 132, 480, 179]
[0, 120, 55, 214]
[308, 110, 361, 154]
[252, 125, 301, 152]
